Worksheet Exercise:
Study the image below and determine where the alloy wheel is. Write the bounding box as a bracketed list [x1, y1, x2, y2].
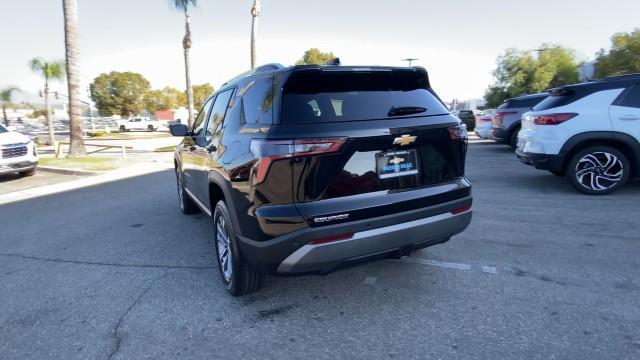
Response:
[216, 216, 233, 282]
[575, 152, 623, 191]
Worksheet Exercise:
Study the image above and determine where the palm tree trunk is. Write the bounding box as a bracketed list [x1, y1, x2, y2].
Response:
[63, 0, 86, 156]
[250, 16, 257, 69]
[183, 9, 195, 127]
[45, 81, 55, 146]
[2, 104, 8, 126]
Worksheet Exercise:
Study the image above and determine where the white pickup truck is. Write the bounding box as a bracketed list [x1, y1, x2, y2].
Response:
[118, 117, 161, 132]
[0, 124, 37, 177]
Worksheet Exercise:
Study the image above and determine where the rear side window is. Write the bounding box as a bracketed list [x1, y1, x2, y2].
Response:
[238, 76, 274, 125]
[617, 84, 640, 108]
[281, 70, 449, 123]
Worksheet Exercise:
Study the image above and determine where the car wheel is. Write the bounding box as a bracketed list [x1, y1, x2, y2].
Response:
[19, 169, 36, 177]
[147, 125, 154, 132]
[175, 168, 199, 214]
[213, 200, 262, 296]
[508, 126, 520, 149]
[119, 125, 126, 132]
[566, 146, 629, 195]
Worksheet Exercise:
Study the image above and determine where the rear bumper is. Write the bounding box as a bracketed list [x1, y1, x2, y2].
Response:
[237, 194, 473, 274]
[515, 149, 564, 172]
[490, 127, 508, 143]
[277, 210, 471, 274]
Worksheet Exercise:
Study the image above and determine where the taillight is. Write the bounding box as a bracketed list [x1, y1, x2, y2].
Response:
[532, 113, 578, 125]
[449, 124, 468, 141]
[493, 111, 516, 126]
[450, 205, 471, 215]
[250, 138, 346, 184]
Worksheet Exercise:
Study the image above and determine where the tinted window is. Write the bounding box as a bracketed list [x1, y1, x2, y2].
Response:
[193, 97, 214, 135]
[238, 77, 274, 125]
[205, 89, 234, 141]
[282, 70, 449, 123]
[0, 125, 7, 133]
[505, 95, 547, 109]
[619, 84, 640, 108]
[533, 94, 575, 111]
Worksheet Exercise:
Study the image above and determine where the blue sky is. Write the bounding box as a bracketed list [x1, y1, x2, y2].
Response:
[2, 0, 639, 102]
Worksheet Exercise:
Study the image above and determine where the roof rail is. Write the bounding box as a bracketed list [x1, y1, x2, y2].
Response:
[601, 73, 640, 81]
[222, 63, 285, 86]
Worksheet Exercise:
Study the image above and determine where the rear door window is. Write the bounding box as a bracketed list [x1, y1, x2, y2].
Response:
[238, 77, 274, 125]
[618, 84, 640, 108]
[281, 70, 449, 123]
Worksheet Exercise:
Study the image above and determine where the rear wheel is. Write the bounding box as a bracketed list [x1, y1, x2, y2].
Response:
[175, 168, 199, 214]
[119, 125, 126, 132]
[566, 146, 629, 195]
[213, 200, 262, 296]
[147, 125, 155, 132]
[508, 125, 520, 149]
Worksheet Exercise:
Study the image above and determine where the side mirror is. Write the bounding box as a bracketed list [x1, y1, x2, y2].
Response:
[170, 123, 189, 137]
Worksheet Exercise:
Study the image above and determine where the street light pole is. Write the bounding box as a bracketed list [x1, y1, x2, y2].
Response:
[250, 0, 261, 69]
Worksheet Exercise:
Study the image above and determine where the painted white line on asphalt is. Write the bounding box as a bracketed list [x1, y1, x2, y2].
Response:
[391, 258, 498, 275]
[481, 266, 498, 274]
[363, 276, 377, 285]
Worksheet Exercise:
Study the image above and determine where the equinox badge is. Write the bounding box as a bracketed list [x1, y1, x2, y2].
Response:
[393, 135, 417, 146]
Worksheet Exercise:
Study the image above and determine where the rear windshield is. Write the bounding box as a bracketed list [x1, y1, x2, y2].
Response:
[281, 70, 449, 123]
[500, 95, 547, 110]
[532, 94, 575, 111]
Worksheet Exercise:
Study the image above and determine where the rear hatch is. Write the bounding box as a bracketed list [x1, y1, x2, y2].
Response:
[268, 68, 469, 225]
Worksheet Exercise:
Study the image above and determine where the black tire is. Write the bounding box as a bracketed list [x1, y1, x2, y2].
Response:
[508, 125, 520, 149]
[119, 125, 126, 132]
[147, 125, 154, 132]
[19, 168, 36, 177]
[565, 146, 630, 195]
[549, 170, 565, 176]
[175, 168, 199, 214]
[213, 200, 262, 296]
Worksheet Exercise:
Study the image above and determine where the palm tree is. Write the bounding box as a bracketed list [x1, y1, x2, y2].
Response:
[1, 87, 20, 126]
[250, 0, 261, 69]
[30, 58, 65, 145]
[63, 0, 86, 156]
[170, 0, 197, 127]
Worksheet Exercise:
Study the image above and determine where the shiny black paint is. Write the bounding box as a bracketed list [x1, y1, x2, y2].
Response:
[174, 65, 472, 252]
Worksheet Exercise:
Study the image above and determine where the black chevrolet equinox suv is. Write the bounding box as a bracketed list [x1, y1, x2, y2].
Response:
[170, 63, 473, 295]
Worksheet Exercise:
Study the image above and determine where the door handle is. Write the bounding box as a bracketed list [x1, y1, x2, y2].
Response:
[620, 115, 639, 121]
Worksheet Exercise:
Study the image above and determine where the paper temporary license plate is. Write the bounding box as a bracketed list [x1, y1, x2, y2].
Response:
[376, 149, 419, 179]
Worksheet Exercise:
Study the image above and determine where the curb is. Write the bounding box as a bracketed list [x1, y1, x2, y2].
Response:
[38, 166, 103, 176]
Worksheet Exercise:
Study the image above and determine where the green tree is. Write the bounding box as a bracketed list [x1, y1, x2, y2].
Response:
[484, 45, 580, 108]
[144, 86, 186, 112]
[1, 87, 20, 126]
[295, 48, 336, 65]
[192, 83, 214, 109]
[595, 29, 640, 78]
[170, 0, 197, 126]
[90, 71, 150, 116]
[63, 0, 86, 156]
[30, 58, 65, 144]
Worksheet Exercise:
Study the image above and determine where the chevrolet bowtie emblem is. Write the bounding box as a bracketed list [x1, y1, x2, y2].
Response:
[389, 157, 405, 165]
[393, 135, 417, 146]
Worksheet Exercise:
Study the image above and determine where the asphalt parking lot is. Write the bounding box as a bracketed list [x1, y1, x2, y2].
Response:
[0, 170, 88, 195]
[1, 139, 639, 360]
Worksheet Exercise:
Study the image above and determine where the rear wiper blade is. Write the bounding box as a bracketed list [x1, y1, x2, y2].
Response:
[387, 106, 427, 117]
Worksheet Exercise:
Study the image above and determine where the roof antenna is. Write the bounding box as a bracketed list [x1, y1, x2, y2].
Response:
[325, 57, 341, 66]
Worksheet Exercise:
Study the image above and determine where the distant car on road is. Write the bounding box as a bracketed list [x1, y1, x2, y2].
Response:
[118, 117, 161, 132]
[491, 93, 548, 148]
[456, 110, 476, 131]
[0, 124, 37, 177]
[474, 109, 496, 139]
[170, 63, 472, 295]
[517, 74, 640, 195]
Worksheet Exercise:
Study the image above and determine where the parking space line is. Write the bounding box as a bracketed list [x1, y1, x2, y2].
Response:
[391, 257, 498, 275]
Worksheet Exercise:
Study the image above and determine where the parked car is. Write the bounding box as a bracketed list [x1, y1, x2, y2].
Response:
[491, 93, 548, 148]
[0, 124, 38, 177]
[457, 110, 476, 131]
[517, 74, 640, 195]
[474, 109, 496, 139]
[170, 64, 473, 295]
[118, 117, 161, 132]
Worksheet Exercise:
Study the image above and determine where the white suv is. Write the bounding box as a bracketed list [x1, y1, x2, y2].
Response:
[0, 124, 38, 177]
[517, 74, 640, 195]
